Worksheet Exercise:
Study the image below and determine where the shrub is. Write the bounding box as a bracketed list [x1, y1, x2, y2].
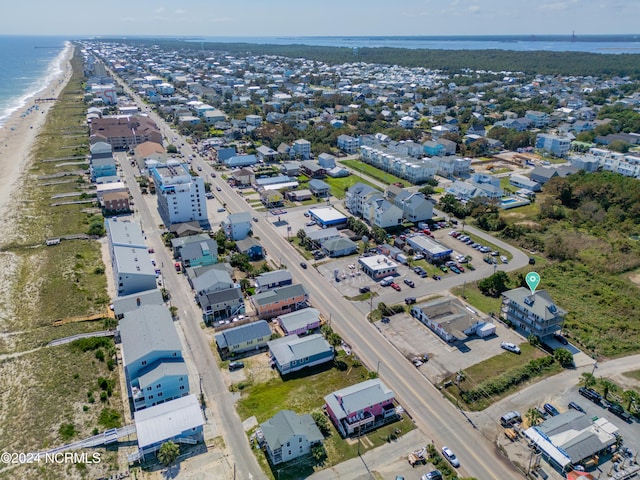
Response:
[71, 337, 112, 352]
[98, 408, 122, 429]
[95, 349, 105, 362]
[59, 423, 76, 441]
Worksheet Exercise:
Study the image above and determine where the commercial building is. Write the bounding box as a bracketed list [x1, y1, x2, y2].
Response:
[406, 235, 452, 262]
[149, 161, 207, 226]
[358, 254, 398, 280]
[308, 207, 348, 228]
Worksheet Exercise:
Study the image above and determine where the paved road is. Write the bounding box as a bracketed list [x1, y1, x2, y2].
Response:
[114, 71, 529, 478]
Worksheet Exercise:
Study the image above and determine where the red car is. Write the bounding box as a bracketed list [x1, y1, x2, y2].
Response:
[456, 264, 465, 272]
[390, 283, 401, 291]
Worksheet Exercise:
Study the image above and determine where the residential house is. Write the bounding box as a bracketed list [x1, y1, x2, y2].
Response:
[345, 182, 380, 216]
[214, 320, 272, 356]
[118, 305, 189, 411]
[322, 237, 358, 258]
[268, 334, 334, 375]
[276, 308, 322, 336]
[198, 287, 245, 325]
[337, 134, 359, 154]
[285, 189, 313, 201]
[281, 162, 300, 176]
[90, 156, 117, 182]
[324, 379, 397, 437]
[236, 237, 264, 260]
[171, 233, 213, 260]
[256, 145, 278, 163]
[191, 268, 235, 296]
[222, 212, 252, 241]
[169, 221, 203, 238]
[509, 174, 542, 192]
[254, 270, 293, 293]
[112, 288, 164, 320]
[251, 284, 309, 319]
[424, 140, 446, 157]
[317, 153, 336, 169]
[437, 138, 457, 155]
[133, 395, 204, 461]
[106, 218, 156, 296]
[501, 287, 566, 339]
[525, 110, 550, 128]
[179, 238, 218, 268]
[292, 139, 312, 159]
[300, 160, 326, 178]
[103, 191, 130, 214]
[308, 179, 330, 197]
[369, 197, 403, 228]
[535, 134, 571, 157]
[392, 191, 433, 223]
[530, 166, 559, 185]
[259, 410, 324, 466]
[230, 168, 256, 187]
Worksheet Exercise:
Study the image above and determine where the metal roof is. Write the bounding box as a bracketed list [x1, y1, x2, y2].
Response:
[134, 395, 204, 449]
[324, 379, 394, 420]
[268, 334, 332, 366]
[119, 305, 181, 365]
[214, 320, 271, 349]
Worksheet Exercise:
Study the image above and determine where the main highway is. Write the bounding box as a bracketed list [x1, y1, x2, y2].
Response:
[113, 72, 524, 478]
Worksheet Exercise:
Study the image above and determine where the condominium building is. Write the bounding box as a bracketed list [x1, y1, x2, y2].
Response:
[150, 161, 208, 226]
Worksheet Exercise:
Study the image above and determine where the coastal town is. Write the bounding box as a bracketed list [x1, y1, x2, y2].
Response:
[1, 36, 639, 480]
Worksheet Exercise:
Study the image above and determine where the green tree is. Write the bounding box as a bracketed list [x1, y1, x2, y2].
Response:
[311, 411, 332, 437]
[477, 271, 510, 297]
[157, 441, 180, 466]
[311, 443, 326, 462]
[553, 348, 574, 367]
[526, 407, 543, 427]
[598, 378, 618, 401]
[622, 390, 640, 412]
[580, 372, 596, 388]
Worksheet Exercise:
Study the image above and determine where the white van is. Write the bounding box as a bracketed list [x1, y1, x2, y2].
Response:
[380, 276, 394, 286]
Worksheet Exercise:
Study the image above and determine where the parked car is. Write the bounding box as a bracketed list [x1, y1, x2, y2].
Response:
[359, 286, 371, 294]
[553, 333, 569, 345]
[439, 266, 448, 273]
[228, 361, 245, 371]
[608, 403, 632, 423]
[441, 447, 460, 468]
[529, 257, 536, 265]
[404, 278, 415, 288]
[491, 251, 500, 257]
[450, 266, 460, 274]
[500, 342, 521, 354]
[544, 403, 560, 417]
[305, 221, 316, 226]
[568, 401, 585, 413]
[381, 317, 390, 324]
[579, 387, 603, 403]
[390, 283, 401, 291]
[405, 297, 416, 305]
[500, 256, 508, 264]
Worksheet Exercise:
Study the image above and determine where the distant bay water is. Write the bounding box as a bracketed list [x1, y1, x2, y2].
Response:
[193, 34, 640, 55]
[0, 36, 68, 127]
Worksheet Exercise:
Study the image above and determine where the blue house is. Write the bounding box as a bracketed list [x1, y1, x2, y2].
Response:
[118, 305, 189, 411]
[90, 156, 117, 181]
[179, 238, 218, 267]
[222, 212, 252, 241]
[424, 140, 446, 157]
[268, 334, 334, 375]
[236, 237, 264, 260]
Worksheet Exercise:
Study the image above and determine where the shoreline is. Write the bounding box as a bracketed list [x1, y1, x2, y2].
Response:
[0, 42, 75, 219]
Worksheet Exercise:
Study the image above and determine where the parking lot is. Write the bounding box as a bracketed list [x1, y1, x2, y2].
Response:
[375, 307, 526, 384]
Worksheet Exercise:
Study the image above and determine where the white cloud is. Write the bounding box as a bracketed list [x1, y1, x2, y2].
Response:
[154, 7, 165, 14]
[175, 9, 187, 14]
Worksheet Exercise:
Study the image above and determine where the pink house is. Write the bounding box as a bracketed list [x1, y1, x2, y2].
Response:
[324, 379, 397, 437]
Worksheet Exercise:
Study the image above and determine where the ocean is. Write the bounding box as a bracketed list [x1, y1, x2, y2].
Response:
[0, 35, 68, 127]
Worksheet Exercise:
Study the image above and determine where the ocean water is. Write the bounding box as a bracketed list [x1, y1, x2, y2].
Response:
[194, 35, 640, 54]
[0, 36, 68, 127]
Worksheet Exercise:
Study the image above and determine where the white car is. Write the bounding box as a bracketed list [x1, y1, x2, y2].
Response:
[501, 342, 521, 354]
[500, 256, 508, 264]
[441, 446, 460, 468]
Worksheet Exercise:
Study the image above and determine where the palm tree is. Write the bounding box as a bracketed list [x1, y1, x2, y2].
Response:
[598, 378, 618, 401]
[526, 407, 543, 427]
[580, 372, 596, 388]
[157, 440, 180, 466]
[622, 390, 640, 413]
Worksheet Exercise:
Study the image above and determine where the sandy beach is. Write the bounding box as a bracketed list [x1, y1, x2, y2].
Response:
[0, 42, 75, 218]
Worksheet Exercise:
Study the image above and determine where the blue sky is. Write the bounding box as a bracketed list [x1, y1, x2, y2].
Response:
[4, 0, 639, 37]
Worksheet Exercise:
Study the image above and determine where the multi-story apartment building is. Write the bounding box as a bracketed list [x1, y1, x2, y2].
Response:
[501, 287, 566, 340]
[150, 162, 207, 226]
[535, 133, 571, 157]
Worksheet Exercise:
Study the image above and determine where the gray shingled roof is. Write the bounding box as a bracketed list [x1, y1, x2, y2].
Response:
[119, 305, 181, 365]
[278, 308, 320, 333]
[112, 289, 164, 317]
[255, 270, 292, 288]
[214, 320, 271, 349]
[253, 284, 308, 307]
[502, 287, 566, 321]
[198, 286, 243, 309]
[260, 410, 323, 451]
[191, 268, 233, 294]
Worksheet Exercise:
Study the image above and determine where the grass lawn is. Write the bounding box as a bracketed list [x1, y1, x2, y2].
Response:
[623, 370, 640, 383]
[341, 159, 406, 186]
[323, 175, 377, 199]
[440, 344, 562, 411]
[450, 283, 502, 315]
[236, 354, 372, 423]
[254, 416, 416, 480]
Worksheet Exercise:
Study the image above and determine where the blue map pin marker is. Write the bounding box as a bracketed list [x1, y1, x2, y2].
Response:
[526, 272, 541, 294]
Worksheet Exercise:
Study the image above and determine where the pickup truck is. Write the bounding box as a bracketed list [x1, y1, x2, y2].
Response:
[608, 403, 632, 423]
